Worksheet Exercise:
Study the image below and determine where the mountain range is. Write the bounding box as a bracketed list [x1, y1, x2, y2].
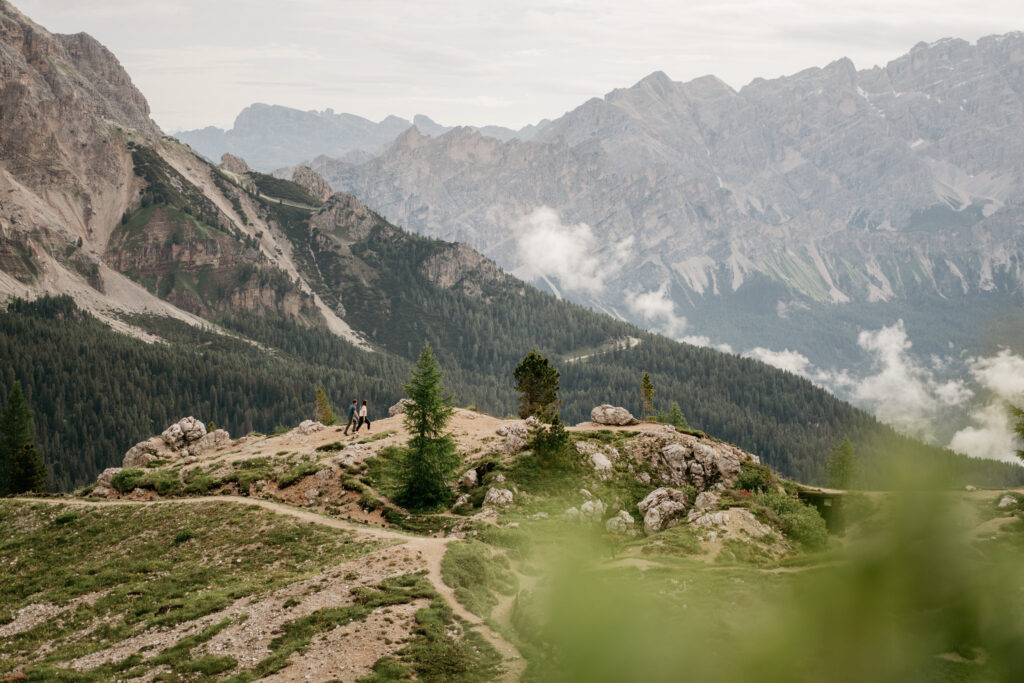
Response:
[175, 106, 550, 171]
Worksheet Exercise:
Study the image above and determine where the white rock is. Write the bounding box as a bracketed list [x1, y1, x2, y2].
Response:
[492, 473, 506, 484]
[637, 487, 689, 535]
[97, 467, 122, 488]
[694, 491, 720, 511]
[579, 488, 593, 500]
[580, 499, 608, 524]
[531, 512, 549, 520]
[304, 488, 321, 504]
[460, 469, 479, 489]
[453, 494, 471, 508]
[590, 451, 613, 479]
[590, 404, 636, 426]
[964, 485, 977, 492]
[296, 420, 325, 435]
[315, 468, 335, 482]
[563, 507, 581, 522]
[91, 485, 113, 498]
[524, 416, 540, 428]
[388, 398, 414, 417]
[483, 487, 514, 508]
[997, 495, 1018, 509]
[605, 509, 635, 534]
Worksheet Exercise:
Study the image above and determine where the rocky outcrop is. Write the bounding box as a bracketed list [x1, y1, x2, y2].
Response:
[605, 509, 636, 535]
[292, 166, 333, 202]
[119, 418, 231, 470]
[220, 153, 251, 174]
[483, 487, 514, 508]
[591, 405, 636, 426]
[419, 243, 506, 298]
[296, 420, 325, 435]
[309, 193, 386, 242]
[388, 399, 413, 417]
[628, 432, 755, 493]
[637, 487, 689, 535]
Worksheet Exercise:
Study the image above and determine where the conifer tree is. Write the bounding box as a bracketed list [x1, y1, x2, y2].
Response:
[0, 382, 34, 496]
[665, 402, 690, 431]
[315, 387, 337, 425]
[1011, 402, 1024, 462]
[398, 344, 459, 509]
[10, 443, 47, 494]
[641, 372, 655, 421]
[513, 350, 560, 421]
[827, 437, 859, 489]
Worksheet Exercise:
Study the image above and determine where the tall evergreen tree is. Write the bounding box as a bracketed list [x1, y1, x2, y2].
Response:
[10, 444, 47, 494]
[641, 372, 655, 421]
[398, 344, 460, 509]
[314, 387, 337, 425]
[0, 382, 34, 496]
[1011, 401, 1024, 462]
[513, 350, 560, 421]
[827, 437, 860, 489]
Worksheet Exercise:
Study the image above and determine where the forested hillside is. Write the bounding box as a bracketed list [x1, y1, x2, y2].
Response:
[4, 294, 1023, 493]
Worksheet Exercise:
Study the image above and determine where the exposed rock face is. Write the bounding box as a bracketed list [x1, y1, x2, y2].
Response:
[483, 487, 514, 508]
[174, 104, 546, 172]
[497, 422, 529, 454]
[292, 166, 333, 202]
[296, 420, 325, 435]
[325, 36, 1024, 372]
[629, 432, 755, 492]
[459, 469, 478, 489]
[637, 487, 689, 535]
[590, 405, 636, 426]
[388, 398, 414, 417]
[605, 509, 636, 535]
[119, 418, 230, 471]
[419, 243, 505, 298]
[220, 153, 251, 174]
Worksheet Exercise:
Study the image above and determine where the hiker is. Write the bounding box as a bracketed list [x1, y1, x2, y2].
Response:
[344, 399, 359, 435]
[356, 399, 371, 432]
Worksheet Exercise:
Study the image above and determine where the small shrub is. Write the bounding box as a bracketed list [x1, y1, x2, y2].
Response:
[145, 469, 182, 495]
[735, 461, 776, 493]
[173, 530, 195, 545]
[54, 511, 78, 525]
[755, 491, 828, 550]
[315, 441, 344, 452]
[183, 469, 217, 495]
[283, 597, 300, 609]
[111, 469, 147, 493]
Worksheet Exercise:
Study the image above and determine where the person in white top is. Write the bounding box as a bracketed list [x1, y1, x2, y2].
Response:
[356, 400, 371, 432]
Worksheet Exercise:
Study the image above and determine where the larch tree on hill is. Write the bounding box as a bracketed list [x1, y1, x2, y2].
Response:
[513, 350, 560, 422]
[398, 344, 460, 509]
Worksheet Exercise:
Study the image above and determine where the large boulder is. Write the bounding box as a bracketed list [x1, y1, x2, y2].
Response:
[388, 399, 414, 417]
[637, 487, 689, 535]
[122, 437, 164, 468]
[459, 469, 479, 489]
[591, 405, 637, 426]
[296, 420, 325, 435]
[605, 509, 636, 535]
[97, 467, 122, 488]
[188, 429, 231, 456]
[629, 433, 756, 492]
[161, 417, 207, 447]
[483, 487, 514, 508]
[580, 499, 608, 524]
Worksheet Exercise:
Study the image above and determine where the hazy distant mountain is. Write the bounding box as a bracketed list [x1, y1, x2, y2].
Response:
[322, 35, 1024, 370]
[175, 106, 550, 171]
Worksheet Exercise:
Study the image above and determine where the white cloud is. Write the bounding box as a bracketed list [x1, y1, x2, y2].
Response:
[850, 321, 972, 439]
[624, 282, 687, 338]
[741, 347, 854, 391]
[682, 335, 734, 354]
[513, 206, 632, 296]
[948, 349, 1024, 462]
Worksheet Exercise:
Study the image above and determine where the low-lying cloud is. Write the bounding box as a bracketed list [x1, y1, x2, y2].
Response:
[949, 350, 1024, 462]
[513, 206, 633, 297]
[849, 322, 973, 440]
[625, 283, 688, 338]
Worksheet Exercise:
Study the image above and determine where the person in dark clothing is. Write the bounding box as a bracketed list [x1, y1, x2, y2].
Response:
[344, 399, 359, 435]
[355, 399, 371, 432]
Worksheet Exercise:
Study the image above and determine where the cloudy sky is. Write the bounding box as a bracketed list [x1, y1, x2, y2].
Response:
[17, 0, 1024, 132]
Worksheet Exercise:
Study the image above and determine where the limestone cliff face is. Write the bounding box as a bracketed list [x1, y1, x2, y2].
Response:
[326, 35, 1024, 323]
[291, 166, 333, 203]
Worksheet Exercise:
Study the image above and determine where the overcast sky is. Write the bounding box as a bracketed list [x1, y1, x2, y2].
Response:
[16, 0, 1024, 132]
